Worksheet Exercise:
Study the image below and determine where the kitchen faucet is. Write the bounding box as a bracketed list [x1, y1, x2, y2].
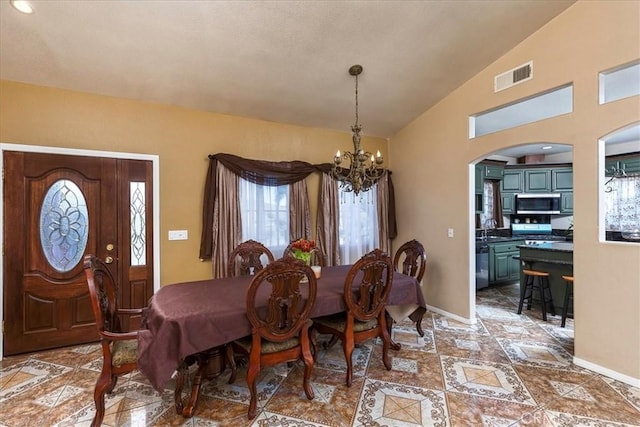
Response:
[481, 219, 497, 241]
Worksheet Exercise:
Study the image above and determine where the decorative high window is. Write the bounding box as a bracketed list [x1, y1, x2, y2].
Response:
[469, 84, 573, 138]
[599, 60, 640, 104]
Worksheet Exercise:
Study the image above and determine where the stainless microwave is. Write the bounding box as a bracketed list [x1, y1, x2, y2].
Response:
[515, 193, 561, 214]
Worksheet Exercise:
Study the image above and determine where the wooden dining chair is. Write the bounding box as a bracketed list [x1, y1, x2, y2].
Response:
[282, 240, 327, 266]
[311, 248, 394, 387]
[83, 255, 143, 427]
[226, 257, 317, 420]
[392, 239, 428, 337]
[227, 239, 275, 277]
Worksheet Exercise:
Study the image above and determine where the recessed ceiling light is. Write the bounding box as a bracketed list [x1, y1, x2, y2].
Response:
[11, 0, 33, 14]
[541, 145, 553, 150]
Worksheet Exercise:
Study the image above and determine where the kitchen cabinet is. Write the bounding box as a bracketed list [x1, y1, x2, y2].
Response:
[561, 192, 573, 214]
[501, 170, 524, 193]
[489, 240, 524, 284]
[606, 154, 640, 176]
[483, 163, 504, 180]
[475, 165, 484, 213]
[552, 168, 573, 191]
[524, 169, 551, 192]
[501, 194, 515, 214]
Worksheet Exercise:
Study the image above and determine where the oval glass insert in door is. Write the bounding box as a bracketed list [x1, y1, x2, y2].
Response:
[39, 179, 89, 272]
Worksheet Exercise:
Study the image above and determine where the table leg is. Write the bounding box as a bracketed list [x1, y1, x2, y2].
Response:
[408, 307, 427, 337]
[178, 347, 226, 418]
[385, 311, 401, 351]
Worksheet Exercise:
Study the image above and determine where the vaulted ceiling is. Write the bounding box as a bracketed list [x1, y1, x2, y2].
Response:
[0, 0, 575, 138]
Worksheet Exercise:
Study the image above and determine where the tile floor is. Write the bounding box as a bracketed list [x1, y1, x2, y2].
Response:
[1, 284, 639, 426]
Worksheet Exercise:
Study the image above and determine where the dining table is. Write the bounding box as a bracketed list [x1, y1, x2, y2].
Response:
[137, 264, 425, 417]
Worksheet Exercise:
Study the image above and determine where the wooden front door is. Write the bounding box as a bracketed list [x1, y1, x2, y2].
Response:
[3, 151, 153, 355]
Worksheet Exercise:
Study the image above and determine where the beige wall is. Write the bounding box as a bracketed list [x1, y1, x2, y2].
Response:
[0, 80, 388, 285]
[391, 1, 640, 381]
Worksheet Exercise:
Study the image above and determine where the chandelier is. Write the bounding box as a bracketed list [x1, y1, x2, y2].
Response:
[331, 64, 385, 195]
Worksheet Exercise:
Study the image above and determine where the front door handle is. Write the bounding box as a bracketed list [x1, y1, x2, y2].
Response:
[104, 256, 114, 264]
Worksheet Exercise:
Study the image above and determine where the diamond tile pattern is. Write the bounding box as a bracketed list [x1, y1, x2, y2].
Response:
[1, 284, 639, 426]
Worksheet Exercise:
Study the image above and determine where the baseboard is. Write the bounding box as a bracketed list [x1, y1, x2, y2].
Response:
[426, 304, 477, 325]
[573, 356, 640, 387]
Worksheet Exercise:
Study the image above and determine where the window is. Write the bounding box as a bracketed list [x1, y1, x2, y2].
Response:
[338, 187, 379, 264]
[599, 60, 640, 104]
[604, 175, 640, 236]
[240, 179, 290, 256]
[469, 84, 573, 138]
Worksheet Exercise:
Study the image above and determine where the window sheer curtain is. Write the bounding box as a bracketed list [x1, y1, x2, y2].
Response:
[478, 180, 504, 229]
[605, 175, 640, 232]
[339, 185, 380, 265]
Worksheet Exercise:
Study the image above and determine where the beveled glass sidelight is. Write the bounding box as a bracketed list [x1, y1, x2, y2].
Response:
[39, 179, 89, 272]
[130, 182, 146, 266]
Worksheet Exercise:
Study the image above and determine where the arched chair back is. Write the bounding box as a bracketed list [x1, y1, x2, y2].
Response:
[83, 255, 142, 427]
[393, 239, 426, 283]
[227, 239, 275, 277]
[312, 248, 394, 386]
[226, 257, 317, 419]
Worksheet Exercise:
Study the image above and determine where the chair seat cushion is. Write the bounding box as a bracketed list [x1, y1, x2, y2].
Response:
[234, 336, 301, 354]
[313, 313, 378, 333]
[111, 339, 138, 367]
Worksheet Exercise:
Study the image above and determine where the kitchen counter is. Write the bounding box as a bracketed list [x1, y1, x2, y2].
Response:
[517, 241, 573, 253]
[517, 243, 573, 318]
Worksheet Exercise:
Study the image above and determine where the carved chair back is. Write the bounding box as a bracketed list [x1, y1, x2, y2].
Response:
[83, 254, 141, 427]
[393, 239, 426, 283]
[344, 248, 394, 322]
[227, 239, 275, 277]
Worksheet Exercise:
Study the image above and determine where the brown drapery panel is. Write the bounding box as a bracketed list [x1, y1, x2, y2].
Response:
[199, 153, 398, 259]
[289, 180, 311, 243]
[211, 164, 241, 278]
[315, 172, 340, 266]
[491, 180, 504, 228]
[376, 172, 391, 254]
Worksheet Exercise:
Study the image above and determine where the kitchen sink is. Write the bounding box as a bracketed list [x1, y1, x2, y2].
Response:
[476, 236, 512, 242]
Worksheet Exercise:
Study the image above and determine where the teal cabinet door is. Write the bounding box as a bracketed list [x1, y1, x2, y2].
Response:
[501, 170, 523, 192]
[508, 252, 521, 281]
[524, 169, 551, 192]
[502, 194, 515, 214]
[494, 253, 511, 282]
[475, 165, 484, 194]
[483, 164, 504, 180]
[552, 168, 573, 191]
[561, 192, 573, 213]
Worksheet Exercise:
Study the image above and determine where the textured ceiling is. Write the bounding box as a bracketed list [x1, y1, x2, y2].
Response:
[0, 0, 575, 138]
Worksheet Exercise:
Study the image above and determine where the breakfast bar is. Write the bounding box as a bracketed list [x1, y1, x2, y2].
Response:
[517, 242, 573, 317]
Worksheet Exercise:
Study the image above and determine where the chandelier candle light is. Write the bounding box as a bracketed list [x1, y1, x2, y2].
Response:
[331, 64, 385, 195]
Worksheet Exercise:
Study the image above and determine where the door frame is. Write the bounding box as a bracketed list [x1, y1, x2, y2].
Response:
[0, 143, 161, 360]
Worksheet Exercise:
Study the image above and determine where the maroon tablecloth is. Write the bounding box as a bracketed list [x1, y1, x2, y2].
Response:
[137, 264, 424, 391]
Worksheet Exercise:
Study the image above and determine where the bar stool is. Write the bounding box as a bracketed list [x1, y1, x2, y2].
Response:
[561, 275, 574, 328]
[517, 269, 556, 321]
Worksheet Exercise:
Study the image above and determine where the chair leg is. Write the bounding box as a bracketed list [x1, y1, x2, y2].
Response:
[343, 337, 354, 387]
[226, 344, 237, 385]
[539, 277, 548, 321]
[91, 370, 111, 427]
[561, 281, 571, 328]
[106, 374, 118, 394]
[301, 332, 315, 401]
[246, 361, 260, 420]
[380, 328, 392, 371]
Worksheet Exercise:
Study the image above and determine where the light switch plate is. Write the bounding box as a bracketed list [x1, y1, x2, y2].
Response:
[168, 230, 188, 240]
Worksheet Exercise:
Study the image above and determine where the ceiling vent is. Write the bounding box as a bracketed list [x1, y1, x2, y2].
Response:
[494, 61, 533, 92]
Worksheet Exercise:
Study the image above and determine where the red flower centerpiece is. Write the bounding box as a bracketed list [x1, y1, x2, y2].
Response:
[290, 238, 315, 265]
